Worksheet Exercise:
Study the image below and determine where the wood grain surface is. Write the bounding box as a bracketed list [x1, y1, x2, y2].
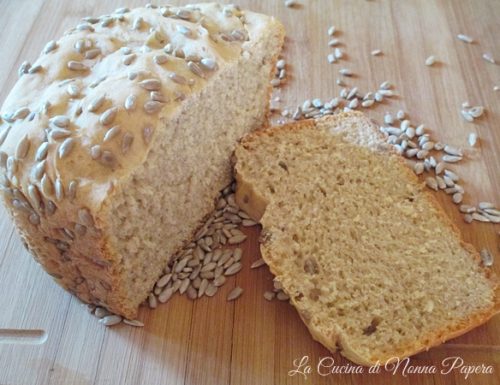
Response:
[0, 1, 499, 384]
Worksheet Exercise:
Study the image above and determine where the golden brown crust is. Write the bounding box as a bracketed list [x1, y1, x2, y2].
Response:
[234, 112, 500, 366]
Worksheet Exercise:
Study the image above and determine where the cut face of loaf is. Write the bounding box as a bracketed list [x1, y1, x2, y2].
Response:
[234, 112, 499, 366]
[0, 4, 285, 318]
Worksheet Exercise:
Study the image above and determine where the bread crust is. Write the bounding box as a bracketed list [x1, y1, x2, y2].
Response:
[234, 112, 500, 366]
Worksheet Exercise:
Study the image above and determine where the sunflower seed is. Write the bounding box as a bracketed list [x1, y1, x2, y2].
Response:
[18, 61, 31, 76]
[457, 34, 474, 43]
[233, 248, 242, 262]
[58, 138, 75, 158]
[28, 64, 42, 74]
[263, 291, 275, 301]
[144, 101, 163, 114]
[139, 79, 161, 91]
[425, 177, 438, 191]
[94, 307, 110, 318]
[30, 160, 45, 181]
[442, 154, 462, 163]
[461, 109, 474, 122]
[443, 175, 455, 187]
[412, 162, 424, 175]
[328, 38, 340, 47]
[0, 126, 11, 146]
[482, 53, 496, 64]
[204, 284, 218, 297]
[348, 99, 359, 109]
[334, 47, 344, 59]
[41, 174, 54, 197]
[84, 48, 101, 60]
[12, 106, 31, 120]
[468, 133, 478, 147]
[227, 286, 243, 301]
[339, 68, 352, 77]
[479, 211, 499, 221]
[123, 319, 144, 327]
[51, 115, 70, 128]
[87, 95, 106, 112]
[228, 234, 247, 244]
[42, 40, 58, 54]
[67, 61, 88, 71]
[434, 162, 445, 175]
[121, 95, 138, 113]
[327, 25, 336, 36]
[327, 53, 336, 64]
[122, 54, 136, 66]
[478, 202, 495, 210]
[153, 54, 169, 65]
[480, 249, 493, 267]
[158, 287, 174, 303]
[212, 275, 225, 287]
[28, 212, 40, 225]
[90, 145, 102, 160]
[200, 58, 217, 71]
[425, 55, 436, 66]
[444, 169, 459, 181]
[103, 126, 121, 142]
[277, 291, 289, 301]
[67, 180, 77, 201]
[469, 106, 484, 118]
[361, 99, 375, 108]
[472, 213, 490, 222]
[100, 107, 118, 125]
[371, 49, 382, 56]
[459, 205, 476, 214]
[150, 91, 168, 103]
[452, 193, 463, 204]
[169, 72, 188, 85]
[416, 149, 429, 159]
[14, 135, 30, 159]
[98, 314, 122, 326]
[148, 293, 158, 308]
[224, 262, 242, 276]
[121, 133, 134, 154]
[78, 208, 94, 226]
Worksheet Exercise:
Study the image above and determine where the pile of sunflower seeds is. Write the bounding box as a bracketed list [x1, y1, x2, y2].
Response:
[89, 182, 258, 327]
[460, 102, 485, 122]
[378, 113, 499, 223]
[279, 80, 396, 122]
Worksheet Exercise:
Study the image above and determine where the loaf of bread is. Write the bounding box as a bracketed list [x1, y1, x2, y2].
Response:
[0, 4, 284, 318]
[234, 112, 500, 365]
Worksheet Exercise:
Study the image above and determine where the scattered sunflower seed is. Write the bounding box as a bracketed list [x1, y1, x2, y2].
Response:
[457, 34, 474, 43]
[99, 315, 122, 326]
[482, 53, 496, 64]
[371, 49, 382, 56]
[468, 132, 478, 147]
[480, 249, 493, 267]
[425, 55, 436, 66]
[227, 286, 243, 301]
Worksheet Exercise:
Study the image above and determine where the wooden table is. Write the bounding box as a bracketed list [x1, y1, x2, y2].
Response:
[0, 1, 499, 384]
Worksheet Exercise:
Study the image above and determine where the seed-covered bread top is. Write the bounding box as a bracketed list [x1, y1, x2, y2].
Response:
[234, 112, 499, 366]
[0, 3, 272, 209]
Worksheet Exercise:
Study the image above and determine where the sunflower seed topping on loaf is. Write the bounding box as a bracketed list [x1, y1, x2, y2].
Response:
[234, 112, 499, 366]
[0, 3, 285, 318]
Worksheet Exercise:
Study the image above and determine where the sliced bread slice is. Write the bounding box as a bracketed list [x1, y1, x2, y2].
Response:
[234, 112, 499, 366]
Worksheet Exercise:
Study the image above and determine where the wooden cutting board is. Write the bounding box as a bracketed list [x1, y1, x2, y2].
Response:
[0, 1, 499, 384]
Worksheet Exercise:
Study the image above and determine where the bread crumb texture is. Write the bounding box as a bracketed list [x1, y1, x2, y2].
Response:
[234, 112, 499, 365]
